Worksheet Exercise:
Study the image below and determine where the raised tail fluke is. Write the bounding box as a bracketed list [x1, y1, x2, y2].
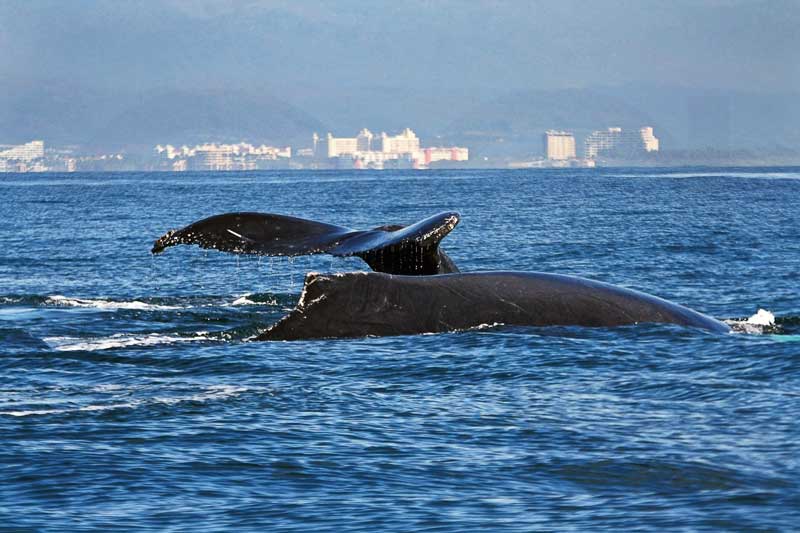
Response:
[152, 211, 460, 275]
[339, 212, 460, 275]
[151, 212, 353, 256]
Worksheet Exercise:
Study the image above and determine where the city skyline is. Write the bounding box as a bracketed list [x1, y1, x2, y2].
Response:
[1, 1, 798, 162]
[9, 119, 797, 173]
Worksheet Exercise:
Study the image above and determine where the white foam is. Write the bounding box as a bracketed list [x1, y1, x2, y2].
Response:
[46, 295, 181, 311]
[43, 332, 212, 351]
[0, 403, 137, 417]
[472, 322, 504, 330]
[747, 308, 775, 326]
[231, 295, 257, 306]
[226, 292, 279, 306]
[151, 384, 249, 405]
[725, 308, 777, 334]
[0, 384, 251, 417]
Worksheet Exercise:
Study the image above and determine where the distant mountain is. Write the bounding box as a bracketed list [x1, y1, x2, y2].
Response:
[96, 89, 325, 150]
[451, 88, 655, 135]
[281, 84, 487, 140]
[2, 79, 798, 162]
[0, 82, 112, 148]
[0, 82, 326, 153]
[602, 85, 800, 152]
[445, 85, 800, 159]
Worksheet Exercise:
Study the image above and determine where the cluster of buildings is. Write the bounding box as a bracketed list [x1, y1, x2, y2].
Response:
[0, 141, 46, 172]
[154, 142, 291, 171]
[2, 125, 659, 174]
[0, 140, 132, 172]
[153, 128, 469, 171]
[1, 129, 468, 174]
[538, 127, 660, 167]
[312, 128, 468, 169]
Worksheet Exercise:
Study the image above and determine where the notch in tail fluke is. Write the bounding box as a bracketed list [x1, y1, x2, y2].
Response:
[151, 211, 460, 275]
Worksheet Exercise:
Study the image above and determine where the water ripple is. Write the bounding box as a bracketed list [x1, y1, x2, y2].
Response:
[1, 169, 799, 531]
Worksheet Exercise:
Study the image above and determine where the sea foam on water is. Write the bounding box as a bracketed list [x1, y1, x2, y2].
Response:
[747, 308, 775, 326]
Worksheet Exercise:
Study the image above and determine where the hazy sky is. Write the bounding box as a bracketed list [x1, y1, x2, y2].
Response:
[2, 0, 798, 94]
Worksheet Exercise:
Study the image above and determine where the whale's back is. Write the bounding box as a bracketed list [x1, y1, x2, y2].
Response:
[258, 271, 730, 340]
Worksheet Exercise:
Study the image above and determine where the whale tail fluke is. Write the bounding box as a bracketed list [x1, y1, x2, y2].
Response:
[335, 212, 460, 275]
[151, 212, 352, 256]
[152, 211, 460, 275]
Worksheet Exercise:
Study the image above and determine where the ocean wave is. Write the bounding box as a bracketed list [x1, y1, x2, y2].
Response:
[43, 332, 215, 351]
[609, 171, 800, 180]
[229, 293, 279, 306]
[0, 384, 250, 417]
[44, 295, 183, 311]
[1, 293, 285, 311]
[0, 327, 50, 351]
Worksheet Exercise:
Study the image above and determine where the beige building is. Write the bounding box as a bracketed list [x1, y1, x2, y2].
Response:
[544, 131, 576, 160]
[376, 128, 420, 154]
[313, 128, 467, 169]
[316, 128, 420, 158]
[316, 133, 356, 158]
[639, 127, 660, 152]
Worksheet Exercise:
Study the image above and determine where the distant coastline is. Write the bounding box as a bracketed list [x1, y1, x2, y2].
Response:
[4, 133, 799, 174]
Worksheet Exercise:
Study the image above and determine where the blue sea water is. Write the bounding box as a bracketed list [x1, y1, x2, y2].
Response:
[1, 168, 799, 531]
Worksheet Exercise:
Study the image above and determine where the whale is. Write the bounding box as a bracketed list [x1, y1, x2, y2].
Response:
[152, 211, 461, 275]
[257, 271, 730, 340]
[152, 211, 731, 339]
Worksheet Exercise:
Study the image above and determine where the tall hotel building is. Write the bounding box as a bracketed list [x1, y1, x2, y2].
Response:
[0, 140, 45, 161]
[313, 128, 467, 169]
[544, 131, 576, 160]
[639, 127, 659, 152]
[314, 129, 374, 158]
[315, 128, 421, 158]
[376, 128, 420, 154]
[584, 127, 659, 159]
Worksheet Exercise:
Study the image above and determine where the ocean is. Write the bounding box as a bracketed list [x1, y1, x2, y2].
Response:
[1, 168, 798, 531]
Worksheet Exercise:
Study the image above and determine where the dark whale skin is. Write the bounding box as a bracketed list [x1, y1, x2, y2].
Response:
[152, 211, 460, 275]
[151, 211, 730, 340]
[258, 271, 730, 341]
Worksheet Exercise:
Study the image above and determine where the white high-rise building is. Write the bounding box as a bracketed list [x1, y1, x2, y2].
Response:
[544, 131, 576, 160]
[317, 133, 358, 158]
[584, 127, 659, 159]
[377, 128, 420, 154]
[584, 127, 623, 159]
[0, 140, 44, 161]
[640, 127, 659, 152]
[312, 128, 466, 169]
